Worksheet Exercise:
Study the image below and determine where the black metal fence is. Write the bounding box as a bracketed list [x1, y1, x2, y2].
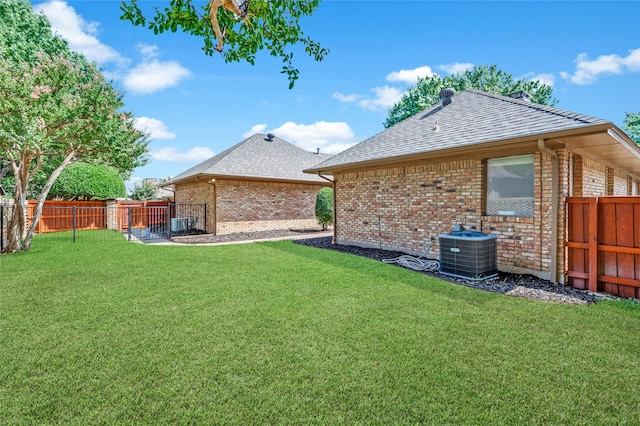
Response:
[125, 203, 207, 241]
[0, 203, 207, 250]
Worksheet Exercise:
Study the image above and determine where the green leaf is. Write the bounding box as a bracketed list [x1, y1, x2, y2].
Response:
[119, 0, 327, 88]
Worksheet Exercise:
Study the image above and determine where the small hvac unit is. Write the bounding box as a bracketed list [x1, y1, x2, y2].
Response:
[170, 217, 188, 232]
[439, 231, 498, 280]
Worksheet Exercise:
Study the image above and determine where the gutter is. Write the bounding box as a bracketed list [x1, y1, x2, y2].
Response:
[607, 128, 640, 159]
[317, 174, 336, 244]
[538, 139, 559, 283]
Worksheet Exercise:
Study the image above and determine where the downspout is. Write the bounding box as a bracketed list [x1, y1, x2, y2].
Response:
[538, 139, 558, 283]
[196, 176, 216, 235]
[317, 174, 336, 244]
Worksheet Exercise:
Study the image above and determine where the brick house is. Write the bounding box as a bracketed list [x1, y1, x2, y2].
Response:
[164, 133, 332, 234]
[305, 89, 640, 284]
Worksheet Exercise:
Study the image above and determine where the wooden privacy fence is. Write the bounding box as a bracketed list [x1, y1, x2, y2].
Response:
[27, 200, 107, 233]
[566, 197, 640, 299]
[26, 200, 171, 233]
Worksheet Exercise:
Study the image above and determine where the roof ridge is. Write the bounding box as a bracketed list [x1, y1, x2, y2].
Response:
[168, 134, 258, 182]
[464, 89, 607, 125]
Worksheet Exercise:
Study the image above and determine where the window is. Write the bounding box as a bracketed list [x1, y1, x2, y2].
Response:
[486, 154, 534, 217]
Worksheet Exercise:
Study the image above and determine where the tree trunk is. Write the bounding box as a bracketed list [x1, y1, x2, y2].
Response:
[3, 152, 33, 252]
[22, 152, 75, 250]
[5, 197, 26, 253]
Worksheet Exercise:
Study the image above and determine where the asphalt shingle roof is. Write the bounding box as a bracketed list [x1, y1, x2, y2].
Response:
[306, 89, 610, 172]
[170, 133, 332, 184]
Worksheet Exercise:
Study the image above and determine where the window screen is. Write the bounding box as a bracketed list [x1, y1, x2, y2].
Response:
[486, 154, 534, 217]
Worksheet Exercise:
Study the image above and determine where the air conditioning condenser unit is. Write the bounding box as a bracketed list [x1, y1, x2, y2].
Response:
[439, 231, 498, 280]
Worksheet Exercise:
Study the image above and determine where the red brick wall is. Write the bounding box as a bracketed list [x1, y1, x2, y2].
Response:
[174, 180, 215, 231]
[335, 154, 560, 279]
[174, 178, 328, 234]
[580, 158, 607, 196]
[334, 149, 635, 282]
[215, 179, 324, 234]
[614, 169, 630, 195]
[573, 156, 634, 197]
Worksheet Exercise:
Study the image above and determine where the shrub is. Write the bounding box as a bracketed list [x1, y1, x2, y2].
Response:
[49, 162, 125, 200]
[315, 187, 333, 230]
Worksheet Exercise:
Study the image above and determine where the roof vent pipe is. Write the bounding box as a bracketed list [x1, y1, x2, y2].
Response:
[439, 88, 455, 106]
[265, 133, 274, 142]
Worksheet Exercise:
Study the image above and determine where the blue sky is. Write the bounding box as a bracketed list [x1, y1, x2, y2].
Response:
[32, 0, 640, 189]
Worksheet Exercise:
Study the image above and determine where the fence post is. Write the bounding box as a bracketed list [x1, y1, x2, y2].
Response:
[203, 203, 207, 233]
[588, 197, 598, 293]
[166, 205, 171, 238]
[1, 206, 4, 251]
[73, 206, 77, 243]
[127, 207, 132, 241]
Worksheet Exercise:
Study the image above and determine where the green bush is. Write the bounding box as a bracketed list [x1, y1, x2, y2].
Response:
[315, 187, 333, 230]
[49, 162, 125, 200]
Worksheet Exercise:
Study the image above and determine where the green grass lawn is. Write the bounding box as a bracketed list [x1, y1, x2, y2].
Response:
[1, 233, 639, 425]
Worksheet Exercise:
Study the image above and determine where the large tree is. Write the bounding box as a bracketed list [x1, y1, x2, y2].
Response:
[0, 0, 70, 65]
[0, 52, 147, 253]
[0, 0, 146, 198]
[622, 112, 640, 145]
[0, 1, 148, 252]
[384, 65, 557, 128]
[120, 0, 329, 88]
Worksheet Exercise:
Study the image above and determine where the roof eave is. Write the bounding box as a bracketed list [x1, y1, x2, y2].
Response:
[306, 123, 615, 175]
[165, 172, 331, 187]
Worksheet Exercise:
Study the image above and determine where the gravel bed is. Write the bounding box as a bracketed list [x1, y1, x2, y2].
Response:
[294, 236, 601, 304]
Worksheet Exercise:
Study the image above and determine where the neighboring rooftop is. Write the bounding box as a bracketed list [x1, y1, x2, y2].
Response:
[167, 133, 332, 185]
[305, 89, 639, 175]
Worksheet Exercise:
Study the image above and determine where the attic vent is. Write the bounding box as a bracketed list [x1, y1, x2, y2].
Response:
[508, 90, 531, 102]
[265, 133, 274, 142]
[439, 88, 455, 106]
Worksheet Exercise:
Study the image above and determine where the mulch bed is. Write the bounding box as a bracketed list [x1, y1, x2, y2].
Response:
[294, 236, 600, 304]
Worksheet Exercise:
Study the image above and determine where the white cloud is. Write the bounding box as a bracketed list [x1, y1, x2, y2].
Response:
[622, 48, 640, 71]
[124, 60, 192, 94]
[532, 73, 555, 88]
[438, 62, 475, 75]
[386, 66, 434, 84]
[134, 117, 176, 140]
[136, 43, 160, 59]
[335, 65, 435, 113]
[34, 0, 127, 66]
[255, 121, 358, 154]
[242, 124, 268, 139]
[332, 92, 362, 103]
[521, 72, 556, 88]
[334, 86, 404, 112]
[358, 86, 405, 111]
[150, 147, 214, 163]
[561, 48, 640, 85]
